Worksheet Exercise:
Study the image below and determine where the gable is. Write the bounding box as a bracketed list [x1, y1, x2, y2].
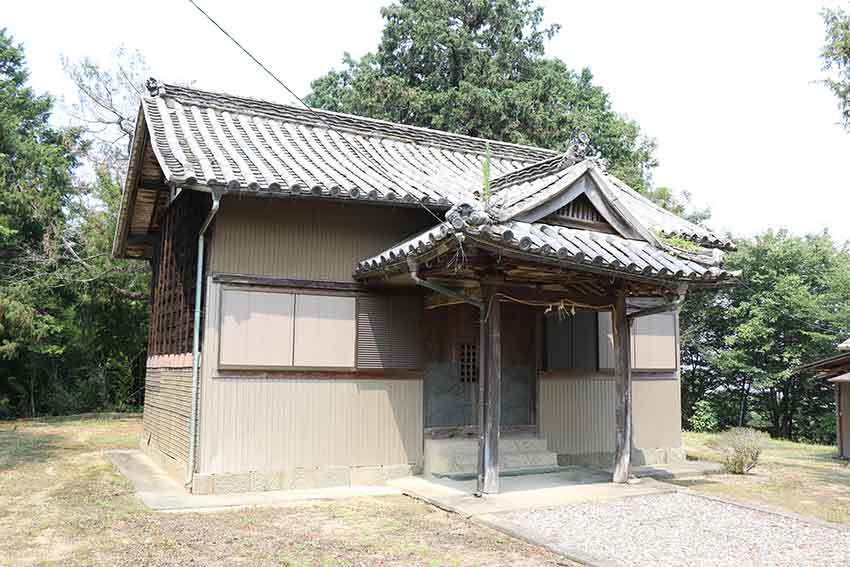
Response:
[541, 193, 615, 233]
[514, 171, 644, 241]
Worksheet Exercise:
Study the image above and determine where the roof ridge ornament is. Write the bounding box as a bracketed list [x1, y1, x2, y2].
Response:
[560, 131, 604, 168]
[145, 78, 166, 97]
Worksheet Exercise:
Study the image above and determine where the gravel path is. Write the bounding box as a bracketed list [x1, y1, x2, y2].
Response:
[499, 492, 850, 567]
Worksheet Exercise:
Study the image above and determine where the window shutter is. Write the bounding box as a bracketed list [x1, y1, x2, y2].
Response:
[356, 294, 422, 369]
[357, 295, 392, 368]
[390, 294, 423, 369]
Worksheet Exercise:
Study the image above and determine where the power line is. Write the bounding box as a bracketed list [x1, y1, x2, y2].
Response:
[184, 0, 447, 227]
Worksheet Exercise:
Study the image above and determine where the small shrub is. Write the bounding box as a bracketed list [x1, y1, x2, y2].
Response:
[710, 427, 770, 474]
[689, 400, 719, 432]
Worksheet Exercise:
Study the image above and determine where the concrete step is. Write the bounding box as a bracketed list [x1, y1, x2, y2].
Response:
[424, 435, 558, 477]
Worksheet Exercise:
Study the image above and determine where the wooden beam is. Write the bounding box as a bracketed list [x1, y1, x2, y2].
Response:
[477, 285, 502, 494]
[612, 287, 633, 483]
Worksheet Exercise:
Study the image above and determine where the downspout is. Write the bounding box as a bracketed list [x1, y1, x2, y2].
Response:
[186, 191, 221, 488]
[406, 257, 483, 310]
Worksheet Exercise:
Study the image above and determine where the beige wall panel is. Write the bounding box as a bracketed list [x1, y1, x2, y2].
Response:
[632, 377, 683, 450]
[539, 373, 616, 454]
[219, 289, 294, 367]
[198, 280, 423, 475]
[210, 198, 433, 282]
[293, 294, 356, 367]
[633, 312, 677, 370]
[598, 311, 678, 371]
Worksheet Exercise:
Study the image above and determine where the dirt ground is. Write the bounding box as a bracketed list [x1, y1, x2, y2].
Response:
[675, 431, 850, 525]
[0, 417, 574, 567]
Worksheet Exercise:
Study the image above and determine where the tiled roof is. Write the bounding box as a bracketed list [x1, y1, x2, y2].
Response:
[489, 156, 734, 250]
[354, 219, 737, 284]
[139, 83, 556, 205]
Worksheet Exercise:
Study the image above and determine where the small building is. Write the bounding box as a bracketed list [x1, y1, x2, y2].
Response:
[797, 338, 850, 458]
[113, 81, 737, 494]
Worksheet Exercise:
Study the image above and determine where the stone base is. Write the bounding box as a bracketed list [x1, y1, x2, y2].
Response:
[557, 447, 686, 468]
[423, 435, 558, 477]
[191, 464, 415, 495]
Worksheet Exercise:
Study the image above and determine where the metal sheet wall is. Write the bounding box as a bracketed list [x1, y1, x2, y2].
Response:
[210, 198, 433, 281]
[198, 279, 424, 475]
[539, 372, 682, 455]
[538, 373, 616, 454]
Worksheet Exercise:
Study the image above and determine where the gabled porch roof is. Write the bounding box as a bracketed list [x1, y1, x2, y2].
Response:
[355, 159, 738, 288]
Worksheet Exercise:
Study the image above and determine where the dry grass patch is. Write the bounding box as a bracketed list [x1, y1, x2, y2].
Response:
[675, 431, 850, 525]
[0, 417, 572, 567]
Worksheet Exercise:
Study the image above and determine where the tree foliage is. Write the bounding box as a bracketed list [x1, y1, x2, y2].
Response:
[680, 230, 850, 442]
[821, 5, 850, 130]
[0, 31, 148, 418]
[307, 0, 657, 191]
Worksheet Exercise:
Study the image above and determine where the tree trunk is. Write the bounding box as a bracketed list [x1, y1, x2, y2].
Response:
[737, 376, 750, 426]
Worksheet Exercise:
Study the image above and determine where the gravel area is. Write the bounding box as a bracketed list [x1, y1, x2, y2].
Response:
[500, 492, 850, 567]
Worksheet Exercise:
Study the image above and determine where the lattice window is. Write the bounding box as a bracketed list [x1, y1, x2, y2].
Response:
[457, 343, 478, 383]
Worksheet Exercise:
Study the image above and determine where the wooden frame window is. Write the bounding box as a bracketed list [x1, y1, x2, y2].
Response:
[218, 287, 355, 369]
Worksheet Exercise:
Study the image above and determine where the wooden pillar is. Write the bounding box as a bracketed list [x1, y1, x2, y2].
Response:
[836, 385, 844, 458]
[477, 285, 502, 494]
[612, 289, 633, 483]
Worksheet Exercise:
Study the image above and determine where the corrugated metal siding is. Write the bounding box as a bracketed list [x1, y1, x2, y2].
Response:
[538, 372, 682, 455]
[538, 373, 616, 454]
[199, 377, 423, 474]
[143, 366, 193, 463]
[198, 280, 424, 475]
[211, 198, 433, 281]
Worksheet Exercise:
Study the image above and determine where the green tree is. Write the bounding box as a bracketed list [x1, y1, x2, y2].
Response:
[0, 28, 81, 416]
[307, 0, 657, 191]
[680, 230, 850, 442]
[0, 32, 149, 418]
[821, 5, 850, 130]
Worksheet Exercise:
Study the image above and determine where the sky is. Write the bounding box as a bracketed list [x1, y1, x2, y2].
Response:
[7, 0, 850, 242]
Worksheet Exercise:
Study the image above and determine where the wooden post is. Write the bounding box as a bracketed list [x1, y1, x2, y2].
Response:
[477, 285, 502, 494]
[612, 288, 633, 483]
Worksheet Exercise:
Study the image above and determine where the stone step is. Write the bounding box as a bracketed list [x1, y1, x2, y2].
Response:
[424, 435, 558, 477]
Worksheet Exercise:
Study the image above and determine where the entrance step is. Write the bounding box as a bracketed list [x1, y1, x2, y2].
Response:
[423, 435, 558, 477]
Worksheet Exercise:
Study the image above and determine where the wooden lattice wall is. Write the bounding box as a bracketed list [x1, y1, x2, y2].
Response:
[148, 190, 212, 356]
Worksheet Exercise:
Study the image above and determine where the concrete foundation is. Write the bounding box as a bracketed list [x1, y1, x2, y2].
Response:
[191, 464, 415, 495]
[557, 446, 686, 468]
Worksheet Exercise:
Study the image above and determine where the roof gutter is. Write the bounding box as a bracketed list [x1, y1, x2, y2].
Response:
[406, 257, 483, 310]
[186, 189, 221, 488]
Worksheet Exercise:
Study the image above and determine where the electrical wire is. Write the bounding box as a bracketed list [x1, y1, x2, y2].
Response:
[185, 0, 448, 228]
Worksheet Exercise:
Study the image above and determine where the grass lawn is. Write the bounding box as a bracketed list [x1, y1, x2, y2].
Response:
[0, 416, 572, 567]
[675, 431, 850, 525]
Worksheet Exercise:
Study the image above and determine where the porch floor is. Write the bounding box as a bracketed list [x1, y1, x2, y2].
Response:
[388, 467, 676, 517]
